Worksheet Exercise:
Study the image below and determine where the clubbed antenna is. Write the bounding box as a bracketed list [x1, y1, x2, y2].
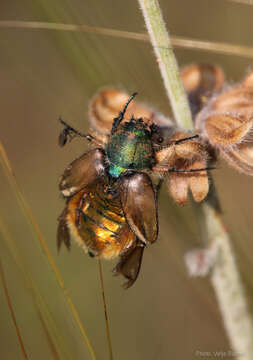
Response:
[111, 92, 138, 133]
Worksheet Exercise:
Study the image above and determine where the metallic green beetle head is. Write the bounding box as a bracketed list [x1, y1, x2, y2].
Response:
[106, 118, 154, 177]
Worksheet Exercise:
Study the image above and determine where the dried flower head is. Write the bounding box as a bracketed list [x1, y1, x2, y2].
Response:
[181, 63, 224, 116]
[154, 130, 209, 205]
[195, 70, 253, 175]
[89, 88, 169, 135]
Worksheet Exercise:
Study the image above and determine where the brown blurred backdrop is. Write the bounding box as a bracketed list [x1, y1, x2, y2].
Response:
[0, 0, 253, 359]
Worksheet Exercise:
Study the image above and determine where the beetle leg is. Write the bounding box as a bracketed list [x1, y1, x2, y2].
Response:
[154, 165, 215, 173]
[59, 117, 103, 147]
[113, 241, 145, 289]
[75, 193, 88, 227]
[57, 208, 71, 252]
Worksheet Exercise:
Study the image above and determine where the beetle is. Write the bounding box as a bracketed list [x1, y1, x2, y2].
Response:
[58, 63, 253, 287]
[57, 83, 212, 288]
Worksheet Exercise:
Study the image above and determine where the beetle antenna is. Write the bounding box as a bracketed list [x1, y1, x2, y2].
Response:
[122, 92, 138, 116]
[111, 92, 138, 133]
[168, 166, 216, 173]
[173, 134, 199, 145]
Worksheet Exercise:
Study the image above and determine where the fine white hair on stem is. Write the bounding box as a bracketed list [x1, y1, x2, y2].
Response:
[137, 0, 193, 130]
[138, 0, 253, 358]
[203, 203, 253, 358]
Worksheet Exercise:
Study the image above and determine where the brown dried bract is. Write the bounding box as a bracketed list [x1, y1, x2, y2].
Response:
[196, 70, 253, 175]
[89, 88, 170, 134]
[181, 63, 224, 116]
[154, 131, 209, 205]
[168, 159, 209, 205]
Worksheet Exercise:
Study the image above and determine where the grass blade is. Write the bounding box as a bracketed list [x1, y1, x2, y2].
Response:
[1, 21, 253, 59]
[0, 259, 29, 360]
[98, 259, 113, 360]
[0, 142, 97, 360]
[0, 216, 70, 359]
[225, 0, 253, 5]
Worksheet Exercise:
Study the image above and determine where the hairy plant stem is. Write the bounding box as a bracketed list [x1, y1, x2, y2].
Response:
[138, 0, 253, 358]
[138, 0, 193, 129]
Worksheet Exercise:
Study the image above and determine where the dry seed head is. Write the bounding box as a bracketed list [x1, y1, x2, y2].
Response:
[167, 158, 209, 206]
[197, 79, 253, 145]
[89, 89, 130, 134]
[167, 170, 189, 206]
[242, 70, 253, 88]
[212, 86, 253, 114]
[181, 64, 224, 116]
[155, 131, 209, 164]
[181, 63, 224, 95]
[205, 113, 253, 146]
[195, 71, 253, 175]
[188, 159, 209, 203]
[89, 88, 171, 135]
[219, 143, 253, 175]
[155, 131, 209, 205]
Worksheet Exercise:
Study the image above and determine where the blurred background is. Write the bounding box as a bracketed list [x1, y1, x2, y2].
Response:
[0, 0, 253, 359]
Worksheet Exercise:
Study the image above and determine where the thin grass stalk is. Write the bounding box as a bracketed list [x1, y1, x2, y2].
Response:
[98, 260, 113, 360]
[36, 311, 60, 360]
[0, 216, 71, 359]
[0, 259, 29, 360]
[225, 0, 253, 5]
[1, 21, 253, 59]
[0, 142, 97, 360]
[138, 0, 253, 358]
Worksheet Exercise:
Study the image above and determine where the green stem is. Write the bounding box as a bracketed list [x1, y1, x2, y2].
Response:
[138, 0, 193, 130]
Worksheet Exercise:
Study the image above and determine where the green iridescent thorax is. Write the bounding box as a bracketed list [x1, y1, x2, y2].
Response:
[106, 120, 154, 178]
